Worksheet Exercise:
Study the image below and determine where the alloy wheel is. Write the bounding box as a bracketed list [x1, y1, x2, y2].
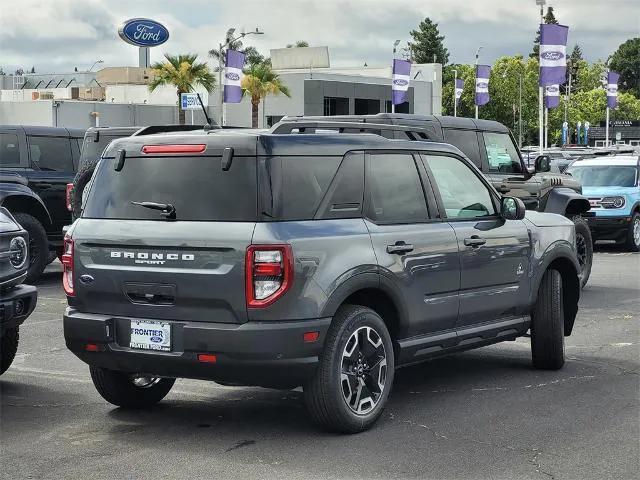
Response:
[633, 217, 640, 247]
[576, 233, 587, 272]
[130, 375, 161, 388]
[340, 326, 388, 415]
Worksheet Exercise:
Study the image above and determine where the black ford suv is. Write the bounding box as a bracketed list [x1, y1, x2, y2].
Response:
[64, 130, 580, 433]
[273, 114, 593, 288]
[0, 125, 85, 282]
[0, 207, 37, 375]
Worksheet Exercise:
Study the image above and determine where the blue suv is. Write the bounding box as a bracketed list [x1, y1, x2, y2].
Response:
[567, 155, 640, 251]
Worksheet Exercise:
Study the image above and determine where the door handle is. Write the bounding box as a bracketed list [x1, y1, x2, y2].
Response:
[464, 236, 486, 248]
[386, 241, 414, 255]
[496, 185, 511, 194]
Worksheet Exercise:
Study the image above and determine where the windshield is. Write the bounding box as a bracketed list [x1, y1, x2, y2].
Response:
[567, 165, 638, 187]
[83, 155, 257, 221]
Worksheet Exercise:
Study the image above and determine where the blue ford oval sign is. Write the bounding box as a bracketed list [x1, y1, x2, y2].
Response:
[118, 18, 169, 47]
[541, 51, 564, 61]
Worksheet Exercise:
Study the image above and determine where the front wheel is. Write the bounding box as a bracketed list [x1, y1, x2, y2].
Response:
[531, 269, 565, 370]
[626, 212, 640, 252]
[304, 305, 394, 433]
[572, 216, 593, 289]
[90, 366, 175, 409]
[12, 213, 49, 284]
[0, 327, 19, 375]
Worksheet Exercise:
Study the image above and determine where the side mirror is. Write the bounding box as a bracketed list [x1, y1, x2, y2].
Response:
[535, 154, 551, 173]
[501, 196, 526, 220]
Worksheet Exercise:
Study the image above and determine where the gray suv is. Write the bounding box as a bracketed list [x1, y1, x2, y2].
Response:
[63, 130, 580, 433]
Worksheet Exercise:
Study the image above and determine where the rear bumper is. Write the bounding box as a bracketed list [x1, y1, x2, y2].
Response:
[1, 284, 37, 334]
[586, 215, 632, 240]
[64, 308, 332, 388]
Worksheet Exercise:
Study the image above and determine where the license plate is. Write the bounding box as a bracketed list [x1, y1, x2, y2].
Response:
[130, 320, 171, 352]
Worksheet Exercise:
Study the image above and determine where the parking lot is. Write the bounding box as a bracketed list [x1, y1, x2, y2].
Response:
[0, 248, 637, 480]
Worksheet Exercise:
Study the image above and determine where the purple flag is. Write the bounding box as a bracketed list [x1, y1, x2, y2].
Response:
[455, 78, 464, 104]
[607, 71, 620, 109]
[544, 84, 560, 109]
[475, 65, 491, 106]
[392, 59, 411, 105]
[539, 24, 569, 86]
[224, 49, 245, 103]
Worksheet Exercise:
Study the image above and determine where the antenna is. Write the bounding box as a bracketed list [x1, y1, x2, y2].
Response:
[196, 93, 215, 130]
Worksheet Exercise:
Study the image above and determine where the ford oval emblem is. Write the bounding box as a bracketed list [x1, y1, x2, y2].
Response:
[477, 82, 488, 89]
[118, 18, 169, 47]
[79, 274, 94, 284]
[393, 79, 409, 87]
[150, 336, 163, 343]
[541, 51, 564, 61]
[225, 72, 240, 81]
[547, 86, 559, 93]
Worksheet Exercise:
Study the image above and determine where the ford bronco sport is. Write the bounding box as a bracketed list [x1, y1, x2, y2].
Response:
[63, 129, 580, 433]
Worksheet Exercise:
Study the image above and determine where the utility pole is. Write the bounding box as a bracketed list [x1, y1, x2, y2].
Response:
[475, 46, 483, 119]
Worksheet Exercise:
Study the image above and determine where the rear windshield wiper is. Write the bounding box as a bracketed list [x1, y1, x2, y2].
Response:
[131, 201, 176, 220]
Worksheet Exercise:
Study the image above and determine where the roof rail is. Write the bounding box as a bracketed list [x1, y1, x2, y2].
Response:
[270, 120, 431, 139]
[131, 124, 218, 136]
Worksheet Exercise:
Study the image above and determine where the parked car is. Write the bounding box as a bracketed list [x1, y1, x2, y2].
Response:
[0, 125, 85, 281]
[0, 207, 37, 375]
[273, 114, 594, 288]
[63, 129, 581, 433]
[69, 124, 211, 220]
[567, 155, 640, 251]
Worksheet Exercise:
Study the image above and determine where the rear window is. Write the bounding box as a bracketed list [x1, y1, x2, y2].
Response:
[80, 135, 123, 161]
[83, 156, 257, 221]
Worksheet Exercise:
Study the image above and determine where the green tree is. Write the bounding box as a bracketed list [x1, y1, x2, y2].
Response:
[241, 61, 291, 128]
[286, 41, 309, 48]
[531, 6, 559, 58]
[243, 46, 266, 67]
[609, 37, 640, 97]
[149, 53, 216, 125]
[408, 18, 449, 64]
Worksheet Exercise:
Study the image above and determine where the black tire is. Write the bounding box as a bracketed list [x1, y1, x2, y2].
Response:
[626, 212, 640, 252]
[71, 157, 100, 220]
[13, 213, 49, 284]
[572, 215, 593, 289]
[303, 305, 394, 434]
[46, 250, 58, 265]
[90, 366, 175, 409]
[531, 269, 565, 370]
[0, 327, 19, 376]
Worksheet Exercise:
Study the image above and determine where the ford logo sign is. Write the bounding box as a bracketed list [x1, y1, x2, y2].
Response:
[477, 82, 488, 89]
[150, 336, 163, 343]
[225, 72, 240, 81]
[541, 51, 564, 61]
[393, 79, 409, 87]
[608, 86, 618, 94]
[547, 86, 559, 93]
[118, 18, 169, 47]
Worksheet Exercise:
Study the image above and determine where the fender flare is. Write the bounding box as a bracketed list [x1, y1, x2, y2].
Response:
[541, 187, 590, 217]
[320, 270, 411, 336]
[530, 243, 580, 335]
[0, 185, 53, 226]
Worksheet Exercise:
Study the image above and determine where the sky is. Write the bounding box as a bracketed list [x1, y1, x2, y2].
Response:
[0, 0, 638, 74]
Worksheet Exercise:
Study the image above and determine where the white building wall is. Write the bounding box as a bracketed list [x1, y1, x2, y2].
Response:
[105, 85, 210, 106]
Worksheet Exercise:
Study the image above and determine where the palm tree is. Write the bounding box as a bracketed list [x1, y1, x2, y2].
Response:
[241, 62, 291, 128]
[149, 53, 215, 125]
[286, 40, 310, 48]
[208, 28, 244, 68]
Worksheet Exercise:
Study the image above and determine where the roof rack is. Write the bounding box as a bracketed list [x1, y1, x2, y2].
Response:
[132, 124, 219, 137]
[270, 120, 432, 140]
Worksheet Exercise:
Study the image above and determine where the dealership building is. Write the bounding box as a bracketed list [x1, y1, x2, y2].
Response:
[0, 46, 441, 129]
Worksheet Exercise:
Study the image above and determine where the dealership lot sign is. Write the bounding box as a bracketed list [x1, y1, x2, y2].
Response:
[118, 18, 169, 47]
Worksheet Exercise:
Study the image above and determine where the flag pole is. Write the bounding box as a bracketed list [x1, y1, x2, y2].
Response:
[544, 106, 548, 148]
[454, 69, 457, 117]
[605, 107, 610, 146]
[474, 48, 482, 119]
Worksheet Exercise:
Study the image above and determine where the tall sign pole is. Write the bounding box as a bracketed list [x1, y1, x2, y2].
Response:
[453, 69, 457, 118]
[537, 0, 545, 155]
[474, 47, 482, 119]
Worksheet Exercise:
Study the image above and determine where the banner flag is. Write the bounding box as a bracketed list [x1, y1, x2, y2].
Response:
[475, 65, 491, 106]
[539, 24, 569, 86]
[392, 59, 411, 105]
[224, 49, 245, 103]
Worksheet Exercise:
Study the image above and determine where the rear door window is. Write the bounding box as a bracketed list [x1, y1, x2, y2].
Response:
[483, 132, 523, 174]
[365, 153, 429, 224]
[442, 129, 482, 168]
[27, 136, 73, 171]
[83, 155, 257, 221]
[0, 133, 21, 167]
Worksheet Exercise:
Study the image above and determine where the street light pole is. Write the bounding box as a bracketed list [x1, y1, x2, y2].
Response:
[519, 73, 523, 148]
[537, 0, 546, 155]
[392, 39, 400, 114]
[88, 60, 103, 72]
[453, 69, 458, 117]
[218, 28, 264, 126]
[474, 46, 482, 119]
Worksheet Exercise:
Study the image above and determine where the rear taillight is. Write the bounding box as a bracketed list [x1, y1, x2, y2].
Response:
[62, 236, 74, 296]
[65, 183, 73, 211]
[245, 245, 293, 308]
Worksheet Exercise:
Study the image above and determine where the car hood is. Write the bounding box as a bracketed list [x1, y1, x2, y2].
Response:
[582, 186, 637, 197]
[0, 208, 20, 234]
[524, 210, 574, 227]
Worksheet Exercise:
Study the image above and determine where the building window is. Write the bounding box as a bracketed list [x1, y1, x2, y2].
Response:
[324, 97, 349, 116]
[384, 100, 410, 114]
[355, 98, 381, 115]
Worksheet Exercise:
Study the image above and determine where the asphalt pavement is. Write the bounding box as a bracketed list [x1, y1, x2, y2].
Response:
[1, 248, 638, 480]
